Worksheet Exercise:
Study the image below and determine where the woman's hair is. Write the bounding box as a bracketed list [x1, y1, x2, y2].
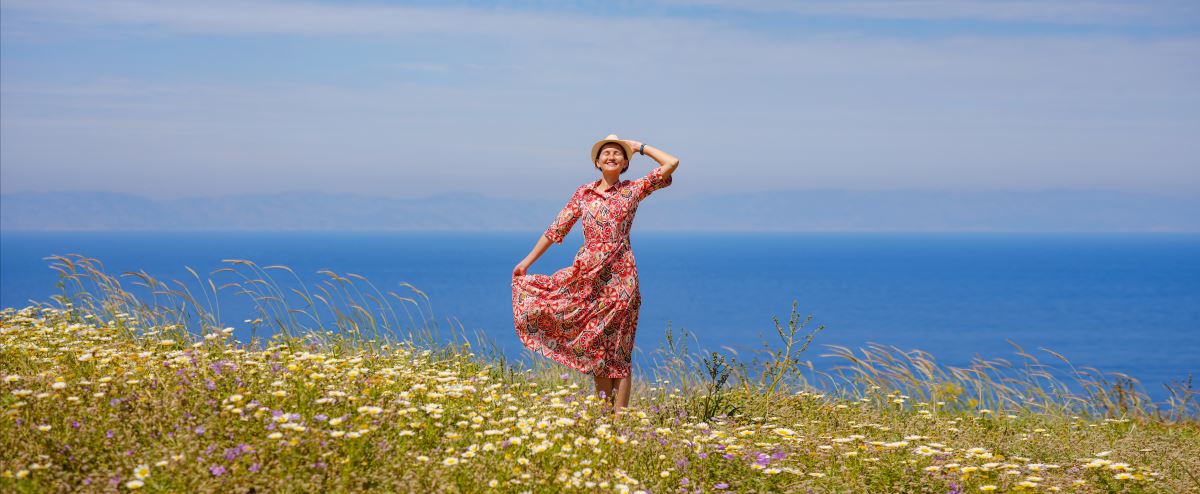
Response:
[594, 143, 630, 173]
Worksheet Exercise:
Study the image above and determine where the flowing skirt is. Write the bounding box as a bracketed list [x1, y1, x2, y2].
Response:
[511, 240, 640, 378]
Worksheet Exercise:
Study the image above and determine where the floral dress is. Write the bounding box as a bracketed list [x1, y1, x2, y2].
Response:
[512, 167, 673, 378]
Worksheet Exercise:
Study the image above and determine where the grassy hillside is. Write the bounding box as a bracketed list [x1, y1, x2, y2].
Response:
[1, 255, 1196, 492]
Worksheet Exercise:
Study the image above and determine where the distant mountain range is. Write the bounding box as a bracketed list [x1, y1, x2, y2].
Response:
[2, 189, 1197, 232]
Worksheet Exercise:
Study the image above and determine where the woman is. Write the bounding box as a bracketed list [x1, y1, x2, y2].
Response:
[512, 134, 680, 412]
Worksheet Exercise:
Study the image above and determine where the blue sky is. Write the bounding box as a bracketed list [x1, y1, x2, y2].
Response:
[2, 0, 1198, 200]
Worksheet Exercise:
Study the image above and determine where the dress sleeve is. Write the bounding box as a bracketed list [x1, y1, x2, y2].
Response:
[632, 166, 673, 201]
[543, 188, 583, 244]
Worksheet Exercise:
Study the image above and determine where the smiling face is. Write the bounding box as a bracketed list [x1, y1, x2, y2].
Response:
[594, 142, 630, 174]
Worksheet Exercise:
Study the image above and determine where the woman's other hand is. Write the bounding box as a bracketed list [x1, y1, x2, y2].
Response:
[513, 260, 531, 277]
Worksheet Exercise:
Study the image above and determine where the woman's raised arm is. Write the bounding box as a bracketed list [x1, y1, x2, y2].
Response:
[622, 139, 680, 179]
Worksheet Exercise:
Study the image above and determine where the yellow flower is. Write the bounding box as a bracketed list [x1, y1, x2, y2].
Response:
[443, 457, 459, 466]
[267, 432, 283, 440]
[125, 479, 145, 489]
[134, 464, 150, 480]
[979, 486, 997, 492]
[1114, 473, 1133, 480]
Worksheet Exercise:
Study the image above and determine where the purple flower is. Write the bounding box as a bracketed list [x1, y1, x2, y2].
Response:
[205, 380, 216, 390]
[314, 414, 328, 422]
[210, 465, 226, 476]
[698, 453, 708, 459]
[194, 426, 206, 435]
[714, 483, 729, 490]
[106, 430, 114, 439]
[71, 420, 81, 429]
[249, 463, 261, 473]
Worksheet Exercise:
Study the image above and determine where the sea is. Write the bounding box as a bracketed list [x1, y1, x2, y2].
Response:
[2, 231, 1197, 400]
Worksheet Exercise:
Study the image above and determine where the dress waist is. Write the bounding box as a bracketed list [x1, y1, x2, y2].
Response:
[584, 237, 629, 246]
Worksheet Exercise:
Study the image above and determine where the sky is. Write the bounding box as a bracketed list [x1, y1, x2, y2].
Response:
[1, 0, 1198, 201]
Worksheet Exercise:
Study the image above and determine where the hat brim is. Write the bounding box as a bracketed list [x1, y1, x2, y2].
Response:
[590, 139, 633, 162]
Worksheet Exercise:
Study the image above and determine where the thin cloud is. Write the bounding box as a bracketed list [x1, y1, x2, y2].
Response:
[0, 0, 707, 39]
[658, 0, 1200, 26]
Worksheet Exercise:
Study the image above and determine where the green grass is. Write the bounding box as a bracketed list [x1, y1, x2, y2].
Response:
[1, 254, 1196, 492]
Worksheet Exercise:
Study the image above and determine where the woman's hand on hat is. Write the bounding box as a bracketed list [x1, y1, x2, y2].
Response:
[621, 139, 643, 155]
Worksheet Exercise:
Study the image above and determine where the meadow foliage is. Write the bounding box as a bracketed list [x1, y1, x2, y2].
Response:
[1, 254, 1196, 492]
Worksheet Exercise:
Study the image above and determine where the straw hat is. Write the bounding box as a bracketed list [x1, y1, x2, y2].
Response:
[590, 134, 633, 162]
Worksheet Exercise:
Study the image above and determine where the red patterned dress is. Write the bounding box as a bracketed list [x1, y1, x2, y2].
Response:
[512, 167, 673, 378]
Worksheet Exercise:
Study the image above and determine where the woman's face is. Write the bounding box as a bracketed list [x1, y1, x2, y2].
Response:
[595, 143, 628, 173]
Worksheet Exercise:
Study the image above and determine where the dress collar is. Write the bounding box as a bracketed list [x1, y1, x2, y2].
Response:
[586, 178, 629, 197]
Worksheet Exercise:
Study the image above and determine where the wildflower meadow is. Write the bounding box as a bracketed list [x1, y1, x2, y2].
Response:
[2, 255, 1197, 492]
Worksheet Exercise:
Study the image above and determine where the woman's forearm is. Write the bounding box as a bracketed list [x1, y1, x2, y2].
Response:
[524, 235, 553, 265]
[642, 144, 680, 178]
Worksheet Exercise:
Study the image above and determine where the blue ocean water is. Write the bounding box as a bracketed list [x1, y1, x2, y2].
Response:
[2, 231, 1197, 398]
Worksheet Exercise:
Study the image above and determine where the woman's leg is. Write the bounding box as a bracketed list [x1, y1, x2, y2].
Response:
[593, 375, 614, 406]
[613, 376, 632, 411]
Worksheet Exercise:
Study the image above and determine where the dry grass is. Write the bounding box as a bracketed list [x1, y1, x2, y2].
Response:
[1, 254, 1196, 492]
